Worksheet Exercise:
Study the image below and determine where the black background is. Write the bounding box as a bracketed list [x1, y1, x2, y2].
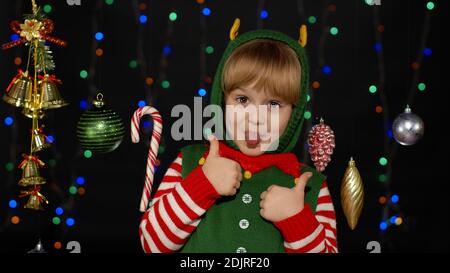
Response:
[0, 0, 448, 253]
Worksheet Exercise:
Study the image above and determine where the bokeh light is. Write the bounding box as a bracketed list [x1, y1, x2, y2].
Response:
[80, 70, 88, 79]
[379, 157, 388, 166]
[9, 199, 17, 209]
[169, 12, 178, 21]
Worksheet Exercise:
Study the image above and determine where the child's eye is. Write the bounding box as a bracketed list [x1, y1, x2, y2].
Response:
[236, 96, 248, 104]
[268, 101, 281, 109]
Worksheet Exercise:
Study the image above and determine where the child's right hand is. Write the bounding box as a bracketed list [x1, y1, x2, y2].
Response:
[202, 135, 242, 196]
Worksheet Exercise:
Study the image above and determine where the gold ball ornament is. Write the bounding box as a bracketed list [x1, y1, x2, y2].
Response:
[340, 158, 364, 230]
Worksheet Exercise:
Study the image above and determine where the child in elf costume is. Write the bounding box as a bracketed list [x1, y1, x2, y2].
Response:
[139, 20, 338, 253]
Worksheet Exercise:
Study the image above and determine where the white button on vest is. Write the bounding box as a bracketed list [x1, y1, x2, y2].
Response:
[236, 247, 247, 253]
[239, 219, 249, 229]
[242, 194, 252, 204]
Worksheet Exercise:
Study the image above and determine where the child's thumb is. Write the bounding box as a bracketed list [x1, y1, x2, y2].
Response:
[207, 134, 220, 157]
[293, 172, 313, 193]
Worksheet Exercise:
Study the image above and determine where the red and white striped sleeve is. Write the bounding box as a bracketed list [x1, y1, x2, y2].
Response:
[274, 181, 338, 253]
[139, 152, 220, 253]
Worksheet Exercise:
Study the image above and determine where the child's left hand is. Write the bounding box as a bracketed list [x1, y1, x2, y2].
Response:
[259, 172, 313, 222]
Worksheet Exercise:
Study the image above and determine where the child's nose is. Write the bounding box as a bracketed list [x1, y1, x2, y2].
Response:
[246, 106, 265, 126]
[248, 112, 258, 125]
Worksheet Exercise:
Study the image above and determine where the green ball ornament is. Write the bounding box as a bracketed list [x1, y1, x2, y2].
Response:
[77, 93, 125, 153]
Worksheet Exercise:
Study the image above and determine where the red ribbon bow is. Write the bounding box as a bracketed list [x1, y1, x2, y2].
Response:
[39, 74, 62, 85]
[6, 69, 26, 93]
[19, 185, 49, 204]
[2, 18, 67, 50]
[19, 185, 41, 198]
[39, 19, 67, 47]
[18, 154, 45, 169]
[1, 21, 27, 50]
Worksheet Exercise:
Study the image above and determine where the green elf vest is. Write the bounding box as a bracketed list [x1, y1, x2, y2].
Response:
[179, 144, 325, 253]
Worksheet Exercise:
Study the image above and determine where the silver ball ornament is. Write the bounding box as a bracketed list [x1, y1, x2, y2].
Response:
[392, 105, 424, 146]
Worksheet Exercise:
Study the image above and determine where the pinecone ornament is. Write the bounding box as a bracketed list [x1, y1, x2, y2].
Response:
[308, 118, 335, 172]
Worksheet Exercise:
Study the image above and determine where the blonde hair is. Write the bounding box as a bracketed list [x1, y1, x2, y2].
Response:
[222, 39, 301, 105]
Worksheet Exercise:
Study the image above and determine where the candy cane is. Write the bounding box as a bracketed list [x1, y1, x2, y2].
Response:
[131, 106, 163, 212]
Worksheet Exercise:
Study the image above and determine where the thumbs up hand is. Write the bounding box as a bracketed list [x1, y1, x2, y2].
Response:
[202, 135, 243, 196]
[259, 172, 313, 222]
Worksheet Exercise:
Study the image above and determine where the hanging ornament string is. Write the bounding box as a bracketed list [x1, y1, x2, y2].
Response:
[338, 1, 365, 231]
[132, 0, 152, 105]
[406, 1, 432, 106]
[86, 0, 103, 102]
[299, 2, 333, 164]
[392, 1, 428, 146]
[132, 0, 176, 107]
[129, 1, 178, 213]
[131, 106, 163, 212]
[31, 0, 37, 14]
[198, 0, 208, 98]
[370, 1, 431, 245]
[49, 0, 108, 247]
[370, 1, 398, 243]
[131, 0, 172, 172]
[77, 1, 125, 155]
[292, 2, 336, 173]
[30, 38, 39, 153]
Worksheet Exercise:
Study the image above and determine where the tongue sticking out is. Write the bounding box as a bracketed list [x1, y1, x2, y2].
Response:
[245, 131, 261, 148]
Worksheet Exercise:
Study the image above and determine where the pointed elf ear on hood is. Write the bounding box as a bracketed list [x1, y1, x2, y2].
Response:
[210, 18, 310, 154]
[229, 18, 240, 41]
[228, 18, 308, 47]
[298, 24, 307, 47]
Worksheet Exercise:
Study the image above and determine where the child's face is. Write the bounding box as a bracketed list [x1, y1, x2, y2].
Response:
[224, 84, 293, 156]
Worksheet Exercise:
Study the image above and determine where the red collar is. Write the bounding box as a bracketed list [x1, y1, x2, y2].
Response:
[203, 141, 302, 178]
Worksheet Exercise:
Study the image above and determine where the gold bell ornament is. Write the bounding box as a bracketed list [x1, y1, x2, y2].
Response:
[3, 70, 33, 107]
[20, 185, 48, 211]
[31, 126, 51, 153]
[340, 158, 364, 230]
[18, 154, 46, 187]
[38, 74, 68, 109]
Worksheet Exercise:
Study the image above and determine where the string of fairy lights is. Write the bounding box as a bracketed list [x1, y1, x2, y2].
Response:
[0, 0, 22, 231]
[131, 0, 162, 180]
[370, 1, 434, 248]
[131, 0, 219, 187]
[298, 0, 336, 164]
[130, 0, 185, 181]
[198, 0, 211, 100]
[48, 0, 108, 250]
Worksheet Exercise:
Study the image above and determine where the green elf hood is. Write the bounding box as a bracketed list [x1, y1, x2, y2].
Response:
[210, 28, 309, 153]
